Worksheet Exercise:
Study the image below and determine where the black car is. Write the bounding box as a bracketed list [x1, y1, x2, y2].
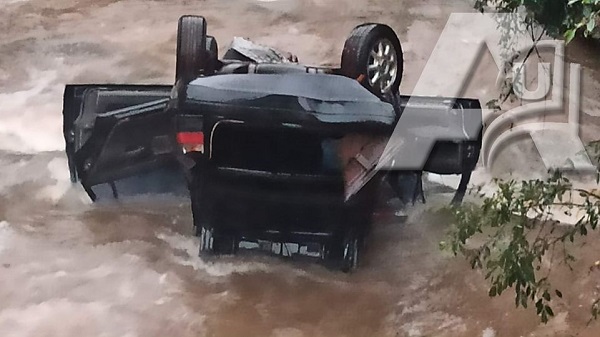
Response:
[62, 15, 482, 272]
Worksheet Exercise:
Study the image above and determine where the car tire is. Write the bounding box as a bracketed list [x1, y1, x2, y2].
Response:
[190, 179, 238, 256]
[189, 174, 206, 235]
[206, 35, 218, 59]
[341, 23, 404, 97]
[212, 233, 238, 255]
[206, 35, 220, 69]
[325, 227, 362, 273]
[340, 230, 360, 273]
[175, 15, 208, 84]
[196, 222, 238, 256]
[198, 226, 213, 253]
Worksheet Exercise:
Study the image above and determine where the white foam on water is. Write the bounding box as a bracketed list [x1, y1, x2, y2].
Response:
[271, 327, 305, 337]
[0, 69, 65, 154]
[400, 312, 467, 337]
[0, 156, 33, 194]
[36, 156, 73, 204]
[0, 220, 208, 337]
[0, 221, 12, 254]
[482, 327, 496, 337]
[425, 173, 461, 190]
[155, 230, 272, 277]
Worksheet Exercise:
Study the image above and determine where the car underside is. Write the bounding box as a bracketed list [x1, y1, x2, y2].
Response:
[62, 15, 483, 272]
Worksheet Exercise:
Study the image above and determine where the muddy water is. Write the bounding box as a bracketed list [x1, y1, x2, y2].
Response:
[1, 0, 600, 336]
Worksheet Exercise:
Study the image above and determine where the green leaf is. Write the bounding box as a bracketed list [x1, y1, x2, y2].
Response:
[587, 18, 596, 33]
[521, 293, 528, 308]
[536, 299, 544, 314]
[447, 127, 600, 323]
[543, 290, 551, 301]
[564, 29, 577, 43]
[489, 285, 498, 297]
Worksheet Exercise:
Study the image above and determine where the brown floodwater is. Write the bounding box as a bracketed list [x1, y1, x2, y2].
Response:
[1, 0, 600, 336]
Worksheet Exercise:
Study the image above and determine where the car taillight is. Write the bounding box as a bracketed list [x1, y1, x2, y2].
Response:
[177, 131, 204, 153]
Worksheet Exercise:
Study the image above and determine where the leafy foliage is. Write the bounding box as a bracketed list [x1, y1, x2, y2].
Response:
[475, 0, 600, 111]
[444, 170, 600, 323]
[474, 0, 600, 43]
[444, 0, 600, 325]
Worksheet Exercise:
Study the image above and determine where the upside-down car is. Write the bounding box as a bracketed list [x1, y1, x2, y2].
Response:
[62, 16, 482, 272]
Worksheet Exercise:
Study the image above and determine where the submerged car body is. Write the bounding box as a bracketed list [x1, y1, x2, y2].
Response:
[62, 16, 483, 271]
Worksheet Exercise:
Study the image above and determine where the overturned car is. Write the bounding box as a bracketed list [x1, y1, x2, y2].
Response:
[62, 16, 482, 272]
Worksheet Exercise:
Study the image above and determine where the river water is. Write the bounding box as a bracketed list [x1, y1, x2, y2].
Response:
[1, 0, 600, 336]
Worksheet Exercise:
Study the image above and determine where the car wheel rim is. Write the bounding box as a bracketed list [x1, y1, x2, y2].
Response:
[367, 38, 398, 94]
[343, 237, 359, 270]
[199, 227, 213, 251]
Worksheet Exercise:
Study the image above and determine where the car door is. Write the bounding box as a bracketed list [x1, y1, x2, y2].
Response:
[63, 84, 185, 201]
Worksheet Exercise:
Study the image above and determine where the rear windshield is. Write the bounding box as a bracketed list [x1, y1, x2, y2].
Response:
[210, 123, 342, 175]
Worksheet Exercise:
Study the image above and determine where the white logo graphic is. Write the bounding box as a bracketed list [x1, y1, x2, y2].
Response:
[376, 12, 595, 174]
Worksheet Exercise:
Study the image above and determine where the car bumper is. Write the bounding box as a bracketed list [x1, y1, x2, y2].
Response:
[201, 167, 379, 241]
